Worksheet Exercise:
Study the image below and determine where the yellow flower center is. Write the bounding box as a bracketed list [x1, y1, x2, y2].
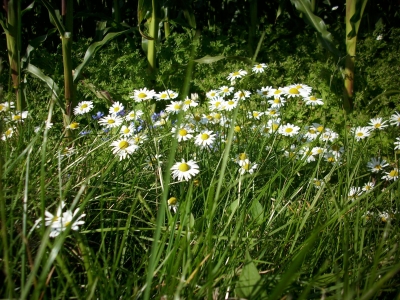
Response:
[374, 123, 381, 128]
[160, 93, 167, 99]
[5, 129, 12, 136]
[138, 93, 147, 98]
[285, 128, 293, 133]
[215, 102, 221, 107]
[317, 126, 324, 132]
[13, 115, 21, 120]
[356, 132, 364, 137]
[70, 122, 79, 129]
[223, 88, 229, 92]
[0, 104, 4, 110]
[253, 112, 259, 117]
[214, 113, 221, 120]
[234, 126, 241, 132]
[242, 163, 250, 170]
[184, 99, 192, 105]
[179, 129, 188, 136]
[113, 106, 120, 112]
[262, 91, 268, 95]
[309, 129, 316, 134]
[328, 157, 335, 162]
[239, 153, 247, 160]
[232, 71, 240, 76]
[194, 115, 201, 122]
[274, 90, 282, 94]
[81, 104, 88, 109]
[288, 88, 299, 94]
[170, 93, 176, 98]
[375, 165, 382, 170]
[123, 128, 130, 134]
[269, 110, 276, 115]
[314, 180, 321, 186]
[309, 96, 317, 101]
[273, 99, 281, 104]
[272, 124, 279, 131]
[201, 133, 209, 140]
[178, 163, 190, 172]
[228, 100, 235, 105]
[174, 104, 181, 110]
[168, 197, 177, 205]
[107, 119, 115, 124]
[119, 140, 129, 149]
[389, 170, 398, 177]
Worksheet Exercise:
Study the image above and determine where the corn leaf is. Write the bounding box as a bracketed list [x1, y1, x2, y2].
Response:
[347, 0, 368, 39]
[194, 55, 252, 65]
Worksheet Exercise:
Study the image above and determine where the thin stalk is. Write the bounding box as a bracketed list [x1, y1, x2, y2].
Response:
[61, 32, 74, 134]
[147, 0, 158, 75]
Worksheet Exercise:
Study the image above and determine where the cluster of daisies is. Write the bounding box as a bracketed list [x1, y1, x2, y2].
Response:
[0, 101, 29, 140]
[56, 64, 400, 184]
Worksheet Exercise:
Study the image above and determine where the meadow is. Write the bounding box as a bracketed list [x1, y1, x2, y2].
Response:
[1, 1, 400, 299]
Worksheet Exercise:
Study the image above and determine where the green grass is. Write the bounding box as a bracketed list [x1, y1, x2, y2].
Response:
[1, 60, 400, 300]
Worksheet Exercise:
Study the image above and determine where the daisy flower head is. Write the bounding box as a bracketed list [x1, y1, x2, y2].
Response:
[144, 154, 163, 170]
[299, 147, 316, 163]
[155, 90, 178, 101]
[362, 181, 375, 192]
[165, 101, 183, 114]
[321, 129, 339, 142]
[132, 133, 148, 145]
[312, 178, 325, 189]
[227, 69, 247, 83]
[109, 101, 125, 115]
[167, 197, 179, 213]
[267, 118, 281, 132]
[66, 122, 79, 130]
[182, 97, 199, 111]
[348, 186, 363, 201]
[257, 86, 273, 98]
[324, 152, 339, 164]
[44, 201, 66, 227]
[249, 111, 264, 120]
[130, 88, 156, 102]
[209, 112, 223, 124]
[171, 159, 200, 181]
[1, 127, 15, 140]
[284, 144, 298, 159]
[265, 108, 280, 118]
[195, 130, 216, 148]
[125, 110, 144, 121]
[379, 211, 391, 223]
[49, 208, 86, 238]
[209, 97, 226, 111]
[111, 138, 139, 160]
[278, 123, 300, 137]
[312, 123, 325, 133]
[268, 97, 286, 109]
[233, 90, 251, 101]
[11, 111, 28, 123]
[390, 112, 400, 126]
[252, 63, 267, 74]
[292, 83, 312, 94]
[351, 126, 371, 141]
[382, 168, 399, 181]
[206, 89, 220, 100]
[304, 126, 319, 141]
[268, 87, 285, 98]
[120, 124, 135, 137]
[368, 117, 388, 130]
[394, 137, 400, 150]
[238, 159, 258, 175]
[329, 144, 344, 158]
[219, 86, 234, 97]
[99, 114, 123, 128]
[304, 95, 324, 106]
[312, 146, 325, 156]
[223, 99, 238, 111]
[283, 85, 309, 98]
[367, 157, 389, 173]
[172, 126, 194, 142]
[0, 101, 14, 112]
[74, 101, 94, 115]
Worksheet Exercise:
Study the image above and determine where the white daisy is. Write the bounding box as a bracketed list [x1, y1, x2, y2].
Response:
[219, 86, 234, 96]
[227, 69, 247, 83]
[1, 127, 15, 140]
[382, 168, 399, 181]
[130, 88, 156, 102]
[389, 112, 400, 126]
[394, 137, 400, 150]
[171, 159, 200, 181]
[252, 63, 267, 74]
[313, 178, 325, 189]
[238, 159, 258, 175]
[268, 97, 286, 109]
[267, 118, 281, 132]
[362, 181, 375, 192]
[304, 126, 319, 141]
[284, 144, 298, 159]
[348, 186, 363, 201]
[233, 90, 251, 101]
[172, 126, 194, 142]
[120, 124, 135, 137]
[249, 111, 264, 120]
[49, 208, 86, 238]
[209, 97, 225, 111]
[167, 197, 179, 213]
[182, 97, 199, 111]
[74, 101, 94, 115]
[11, 111, 28, 123]
[299, 147, 316, 163]
[367, 157, 389, 173]
[206, 90, 220, 100]
[223, 99, 238, 111]
[257, 86, 273, 98]
[195, 130, 216, 148]
[111, 138, 138, 160]
[304, 95, 324, 106]
[283, 85, 308, 98]
[268, 87, 285, 98]
[155, 90, 178, 101]
[0, 101, 15, 112]
[351, 126, 371, 141]
[66, 122, 80, 130]
[109, 101, 125, 115]
[368, 117, 388, 130]
[125, 110, 144, 121]
[132, 133, 148, 145]
[165, 101, 183, 114]
[265, 108, 280, 118]
[321, 129, 339, 142]
[98, 115, 124, 128]
[279, 123, 300, 137]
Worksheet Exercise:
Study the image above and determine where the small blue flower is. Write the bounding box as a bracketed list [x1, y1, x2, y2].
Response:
[92, 111, 104, 120]
[116, 110, 126, 117]
[79, 130, 91, 136]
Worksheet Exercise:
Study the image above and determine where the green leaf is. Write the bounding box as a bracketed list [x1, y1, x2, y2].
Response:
[73, 28, 134, 83]
[194, 55, 252, 65]
[40, 0, 65, 35]
[235, 251, 262, 298]
[291, 0, 340, 58]
[347, 0, 368, 39]
[21, 2, 35, 16]
[137, 0, 152, 25]
[250, 200, 264, 225]
[25, 64, 64, 113]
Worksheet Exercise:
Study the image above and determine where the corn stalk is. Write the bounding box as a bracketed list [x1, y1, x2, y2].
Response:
[344, 0, 368, 112]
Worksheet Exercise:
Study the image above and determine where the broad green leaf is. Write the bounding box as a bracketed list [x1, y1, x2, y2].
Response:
[347, 0, 368, 39]
[250, 199, 264, 225]
[73, 28, 134, 83]
[25, 64, 64, 112]
[137, 0, 152, 25]
[235, 251, 262, 298]
[40, 0, 65, 35]
[291, 0, 340, 58]
[194, 55, 252, 65]
[21, 2, 35, 16]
